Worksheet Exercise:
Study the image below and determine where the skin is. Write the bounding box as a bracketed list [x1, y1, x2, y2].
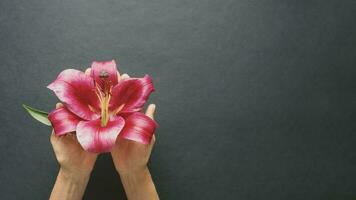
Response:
[111, 73, 159, 200]
[49, 71, 159, 200]
[49, 103, 97, 200]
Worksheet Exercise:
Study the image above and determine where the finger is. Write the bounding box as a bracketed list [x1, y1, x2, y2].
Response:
[148, 134, 156, 150]
[51, 130, 55, 138]
[121, 73, 130, 79]
[117, 72, 121, 82]
[56, 103, 63, 109]
[145, 104, 156, 147]
[50, 132, 55, 144]
[145, 104, 156, 120]
[147, 104, 156, 147]
[85, 68, 91, 75]
[151, 134, 156, 144]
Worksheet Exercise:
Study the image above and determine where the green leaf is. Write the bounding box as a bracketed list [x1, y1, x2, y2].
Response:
[22, 104, 52, 126]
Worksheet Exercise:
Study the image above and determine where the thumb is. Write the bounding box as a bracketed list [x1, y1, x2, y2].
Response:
[56, 103, 63, 109]
[145, 104, 156, 145]
[145, 104, 156, 120]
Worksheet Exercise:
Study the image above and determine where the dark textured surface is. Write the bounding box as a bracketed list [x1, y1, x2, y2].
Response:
[1, 0, 356, 199]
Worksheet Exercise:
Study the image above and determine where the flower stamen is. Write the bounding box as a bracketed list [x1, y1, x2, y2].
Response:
[95, 70, 112, 127]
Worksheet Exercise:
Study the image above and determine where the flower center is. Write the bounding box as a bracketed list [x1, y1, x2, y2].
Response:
[95, 70, 112, 127]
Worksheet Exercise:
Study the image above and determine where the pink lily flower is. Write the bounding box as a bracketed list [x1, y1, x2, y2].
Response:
[47, 60, 157, 153]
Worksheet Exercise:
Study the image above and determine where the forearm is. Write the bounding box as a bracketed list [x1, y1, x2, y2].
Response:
[119, 167, 159, 200]
[50, 168, 90, 200]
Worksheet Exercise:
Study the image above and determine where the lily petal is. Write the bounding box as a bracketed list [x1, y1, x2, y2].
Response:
[47, 69, 100, 120]
[76, 116, 125, 153]
[110, 75, 154, 114]
[48, 107, 81, 136]
[91, 60, 119, 89]
[120, 112, 157, 144]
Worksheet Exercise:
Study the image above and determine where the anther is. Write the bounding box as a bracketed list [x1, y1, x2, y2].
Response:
[99, 70, 109, 79]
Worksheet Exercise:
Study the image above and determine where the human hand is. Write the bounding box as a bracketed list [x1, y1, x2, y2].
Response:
[110, 100, 159, 200]
[50, 104, 98, 200]
[50, 66, 98, 199]
[111, 102, 157, 174]
[50, 102, 98, 180]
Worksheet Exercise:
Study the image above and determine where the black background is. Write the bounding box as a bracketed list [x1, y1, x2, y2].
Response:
[1, 0, 356, 199]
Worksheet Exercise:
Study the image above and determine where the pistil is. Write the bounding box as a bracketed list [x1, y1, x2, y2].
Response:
[100, 93, 110, 127]
[96, 70, 112, 127]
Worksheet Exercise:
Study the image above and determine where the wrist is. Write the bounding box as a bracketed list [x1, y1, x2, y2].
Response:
[119, 166, 153, 190]
[119, 166, 150, 187]
[50, 168, 91, 200]
[58, 168, 91, 184]
[119, 167, 159, 200]
[116, 164, 148, 177]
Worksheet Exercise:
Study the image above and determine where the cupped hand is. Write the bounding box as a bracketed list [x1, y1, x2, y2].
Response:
[111, 73, 157, 174]
[50, 103, 97, 179]
[111, 103, 157, 174]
